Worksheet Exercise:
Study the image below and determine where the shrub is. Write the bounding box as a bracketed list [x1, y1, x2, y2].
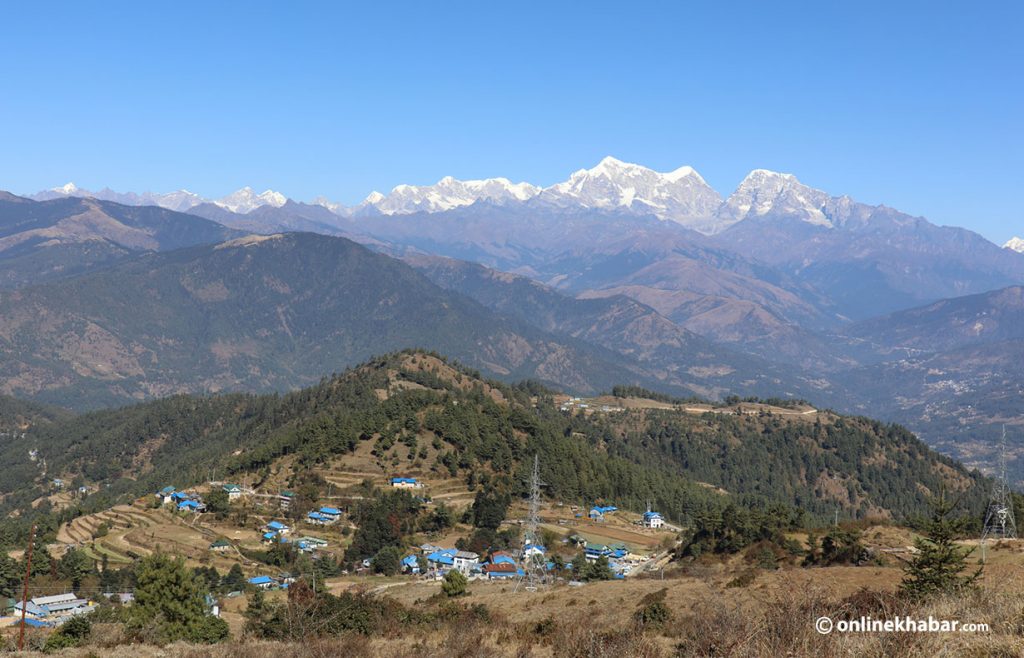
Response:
[442, 569, 468, 597]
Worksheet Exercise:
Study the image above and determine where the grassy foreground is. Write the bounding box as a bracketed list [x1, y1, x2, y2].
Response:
[6, 578, 1024, 657]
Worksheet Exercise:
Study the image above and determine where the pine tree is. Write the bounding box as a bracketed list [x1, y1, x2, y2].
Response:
[129, 553, 227, 643]
[223, 563, 246, 593]
[900, 493, 982, 601]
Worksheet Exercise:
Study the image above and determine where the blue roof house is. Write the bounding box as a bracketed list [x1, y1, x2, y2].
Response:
[177, 499, 202, 512]
[265, 521, 290, 535]
[426, 548, 456, 569]
[248, 575, 276, 590]
[306, 511, 330, 525]
[643, 510, 665, 528]
[401, 555, 421, 574]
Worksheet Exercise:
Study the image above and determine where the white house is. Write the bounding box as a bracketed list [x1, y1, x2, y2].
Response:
[390, 477, 419, 489]
[222, 484, 243, 501]
[643, 510, 664, 529]
[453, 550, 480, 574]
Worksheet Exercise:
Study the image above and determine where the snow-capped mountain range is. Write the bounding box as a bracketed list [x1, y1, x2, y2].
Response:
[30, 184, 286, 215]
[25, 157, 1024, 241]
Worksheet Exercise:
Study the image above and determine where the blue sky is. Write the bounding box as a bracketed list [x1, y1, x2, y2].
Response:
[1, 1, 1021, 242]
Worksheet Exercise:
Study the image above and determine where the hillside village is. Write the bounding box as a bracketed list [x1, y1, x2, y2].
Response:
[3, 445, 679, 641]
[0, 352, 1020, 656]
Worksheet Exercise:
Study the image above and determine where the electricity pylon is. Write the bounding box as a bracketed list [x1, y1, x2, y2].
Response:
[981, 426, 1017, 561]
[515, 454, 548, 592]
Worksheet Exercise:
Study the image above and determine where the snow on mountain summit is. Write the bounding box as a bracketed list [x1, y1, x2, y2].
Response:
[1004, 237, 1024, 254]
[214, 187, 288, 214]
[538, 156, 722, 230]
[362, 176, 541, 215]
[717, 169, 834, 229]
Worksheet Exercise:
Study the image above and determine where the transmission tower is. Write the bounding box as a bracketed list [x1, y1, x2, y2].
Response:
[515, 454, 549, 592]
[981, 426, 1017, 559]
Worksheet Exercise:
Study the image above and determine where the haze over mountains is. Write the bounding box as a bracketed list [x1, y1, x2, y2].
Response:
[7, 155, 1024, 480]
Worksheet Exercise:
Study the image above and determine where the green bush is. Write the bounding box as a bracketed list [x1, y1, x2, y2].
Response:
[442, 569, 468, 597]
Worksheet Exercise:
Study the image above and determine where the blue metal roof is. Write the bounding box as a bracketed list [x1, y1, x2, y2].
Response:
[426, 549, 456, 565]
[248, 576, 274, 585]
[319, 507, 341, 515]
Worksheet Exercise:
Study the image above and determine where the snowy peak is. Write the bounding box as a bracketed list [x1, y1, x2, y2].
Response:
[540, 156, 721, 229]
[718, 169, 833, 228]
[29, 184, 208, 212]
[213, 187, 288, 214]
[361, 176, 541, 215]
[1004, 237, 1024, 254]
[311, 196, 343, 213]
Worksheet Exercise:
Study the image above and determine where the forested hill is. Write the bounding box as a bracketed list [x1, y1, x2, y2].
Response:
[0, 351, 988, 544]
[0, 231, 691, 410]
[0, 395, 71, 434]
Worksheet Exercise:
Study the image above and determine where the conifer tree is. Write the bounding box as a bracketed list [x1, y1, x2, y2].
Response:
[900, 493, 981, 601]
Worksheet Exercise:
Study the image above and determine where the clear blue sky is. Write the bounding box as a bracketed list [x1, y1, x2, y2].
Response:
[1, 1, 1021, 242]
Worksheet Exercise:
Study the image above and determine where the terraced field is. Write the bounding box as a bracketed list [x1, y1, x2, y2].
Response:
[56, 503, 190, 565]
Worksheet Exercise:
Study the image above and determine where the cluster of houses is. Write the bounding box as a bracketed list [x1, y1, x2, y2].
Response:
[156, 486, 206, 513]
[570, 537, 648, 577]
[400, 544, 555, 580]
[6, 593, 96, 628]
[258, 520, 330, 555]
[558, 398, 624, 414]
[559, 397, 589, 412]
[585, 504, 664, 529]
